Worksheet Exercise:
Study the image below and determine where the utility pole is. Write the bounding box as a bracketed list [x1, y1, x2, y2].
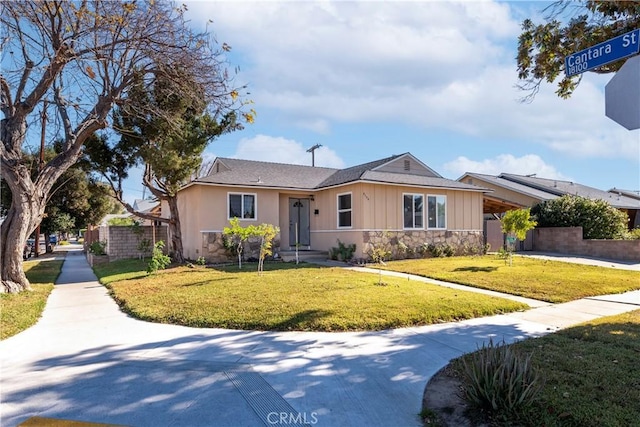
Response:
[34, 101, 47, 257]
[306, 144, 322, 167]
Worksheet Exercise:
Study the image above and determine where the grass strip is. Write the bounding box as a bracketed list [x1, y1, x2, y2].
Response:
[93, 260, 528, 331]
[0, 258, 64, 340]
[380, 256, 639, 303]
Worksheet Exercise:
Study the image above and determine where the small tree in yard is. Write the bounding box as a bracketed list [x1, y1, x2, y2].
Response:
[223, 218, 255, 269]
[255, 224, 280, 275]
[501, 208, 537, 266]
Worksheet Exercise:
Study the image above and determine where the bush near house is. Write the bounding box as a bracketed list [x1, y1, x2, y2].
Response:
[531, 195, 628, 239]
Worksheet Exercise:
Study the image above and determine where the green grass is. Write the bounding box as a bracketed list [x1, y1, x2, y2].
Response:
[93, 260, 528, 331]
[452, 310, 640, 426]
[0, 258, 64, 340]
[380, 256, 639, 303]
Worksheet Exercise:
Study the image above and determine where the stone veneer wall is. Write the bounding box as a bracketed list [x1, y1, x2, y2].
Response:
[532, 227, 640, 262]
[201, 232, 281, 263]
[362, 230, 484, 260]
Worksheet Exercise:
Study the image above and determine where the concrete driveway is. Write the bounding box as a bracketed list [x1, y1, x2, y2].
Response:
[1, 249, 638, 426]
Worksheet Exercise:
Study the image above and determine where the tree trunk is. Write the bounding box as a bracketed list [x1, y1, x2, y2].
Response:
[0, 171, 46, 293]
[167, 196, 185, 264]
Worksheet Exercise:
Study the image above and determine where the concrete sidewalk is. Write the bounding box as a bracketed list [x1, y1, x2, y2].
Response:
[1, 250, 638, 427]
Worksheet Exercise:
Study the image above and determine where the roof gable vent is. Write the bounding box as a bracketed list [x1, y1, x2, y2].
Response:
[404, 160, 410, 171]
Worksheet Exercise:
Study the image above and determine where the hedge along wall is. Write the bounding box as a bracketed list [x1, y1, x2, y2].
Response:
[532, 227, 640, 262]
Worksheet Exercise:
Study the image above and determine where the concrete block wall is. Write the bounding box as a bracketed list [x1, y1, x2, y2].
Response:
[532, 227, 640, 262]
[105, 226, 168, 260]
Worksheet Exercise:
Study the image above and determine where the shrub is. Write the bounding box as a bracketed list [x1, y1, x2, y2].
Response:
[460, 338, 543, 421]
[623, 227, 640, 240]
[89, 240, 107, 255]
[330, 239, 356, 261]
[147, 241, 171, 273]
[107, 217, 138, 226]
[196, 256, 206, 266]
[531, 195, 628, 239]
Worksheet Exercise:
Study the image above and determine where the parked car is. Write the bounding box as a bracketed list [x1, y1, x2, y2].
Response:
[49, 235, 58, 245]
[23, 239, 34, 260]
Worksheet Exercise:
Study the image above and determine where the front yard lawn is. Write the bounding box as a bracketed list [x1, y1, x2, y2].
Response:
[452, 309, 640, 426]
[0, 258, 64, 340]
[93, 260, 527, 331]
[380, 256, 639, 303]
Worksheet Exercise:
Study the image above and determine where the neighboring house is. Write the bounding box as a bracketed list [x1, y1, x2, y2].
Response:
[458, 172, 640, 228]
[132, 198, 163, 226]
[177, 153, 488, 262]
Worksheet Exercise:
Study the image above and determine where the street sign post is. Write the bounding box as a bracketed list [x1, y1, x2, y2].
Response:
[565, 29, 640, 77]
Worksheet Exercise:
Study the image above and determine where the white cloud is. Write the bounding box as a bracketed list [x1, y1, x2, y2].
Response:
[443, 154, 571, 180]
[186, 1, 638, 161]
[232, 134, 345, 168]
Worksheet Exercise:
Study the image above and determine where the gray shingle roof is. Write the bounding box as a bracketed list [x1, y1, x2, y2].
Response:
[316, 154, 403, 188]
[192, 154, 482, 192]
[196, 158, 338, 189]
[361, 171, 485, 191]
[463, 172, 559, 201]
[500, 173, 640, 210]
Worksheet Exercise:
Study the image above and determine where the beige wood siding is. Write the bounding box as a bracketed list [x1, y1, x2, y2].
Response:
[178, 184, 282, 260]
[374, 156, 438, 177]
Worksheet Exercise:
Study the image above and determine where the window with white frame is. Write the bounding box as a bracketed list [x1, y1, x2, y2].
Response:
[427, 195, 446, 229]
[337, 193, 352, 228]
[228, 193, 256, 220]
[403, 194, 424, 229]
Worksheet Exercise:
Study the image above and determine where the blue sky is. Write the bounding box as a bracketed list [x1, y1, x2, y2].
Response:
[122, 1, 640, 203]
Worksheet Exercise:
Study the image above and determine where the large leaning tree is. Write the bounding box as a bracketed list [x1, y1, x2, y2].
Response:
[85, 69, 244, 263]
[517, 0, 640, 100]
[0, 0, 244, 293]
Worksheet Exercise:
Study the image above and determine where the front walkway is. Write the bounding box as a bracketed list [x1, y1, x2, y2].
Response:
[1, 249, 638, 426]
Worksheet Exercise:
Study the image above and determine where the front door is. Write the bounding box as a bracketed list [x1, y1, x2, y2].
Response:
[289, 198, 310, 248]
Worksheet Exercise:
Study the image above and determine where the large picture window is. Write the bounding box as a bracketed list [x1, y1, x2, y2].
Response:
[427, 195, 446, 229]
[337, 193, 352, 228]
[403, 194, 423, 229]
[228, 193, 256, 220]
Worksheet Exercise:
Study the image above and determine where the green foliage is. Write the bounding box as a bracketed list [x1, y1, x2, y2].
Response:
[254, 223, 280, 275]
[89, 241, 107, 255]
[196, 256, 206, 266]
[460, 338, 543, 421]
[223, 217, 255, 269]
[330, 239, 356, 262]
[501, 208, 537, 266]
[517, 1, 640, 99]
[623, 227, 640, 240]
[107, 217, 137, 226]
[531, 195, 628, 239]
[222, 218, 280, 273]
[147, 241, 171, 273]
[421, 243, 456, 258]
[501, 208, 537, 241]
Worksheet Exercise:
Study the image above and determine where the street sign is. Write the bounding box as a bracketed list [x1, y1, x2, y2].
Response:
[565, 29, 640, 77]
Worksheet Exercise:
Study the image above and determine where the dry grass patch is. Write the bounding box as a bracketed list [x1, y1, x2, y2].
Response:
[94, 260, 528, 331]
[381, 256, 639, 303]
[1, 259, 63, 339]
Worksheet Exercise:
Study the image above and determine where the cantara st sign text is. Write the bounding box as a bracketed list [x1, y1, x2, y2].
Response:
[565, 29, 640, 77]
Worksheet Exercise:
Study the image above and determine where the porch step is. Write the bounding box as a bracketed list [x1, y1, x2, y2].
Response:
[277, 250, 328, 262]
